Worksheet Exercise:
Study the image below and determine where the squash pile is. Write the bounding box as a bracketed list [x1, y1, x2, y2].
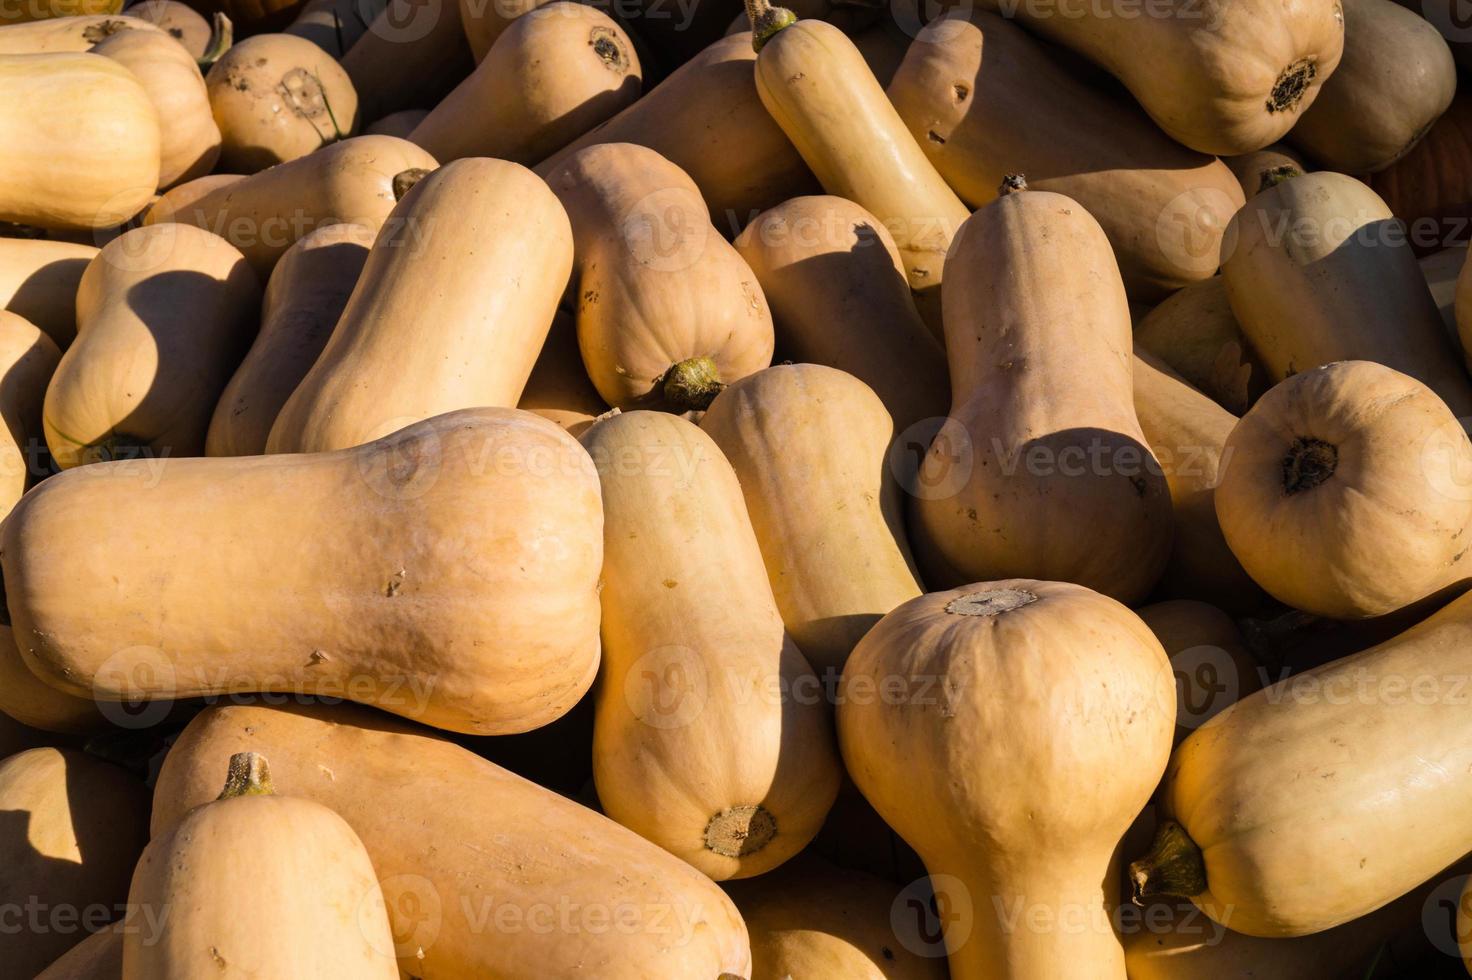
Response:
[6, 0, 1472, 977]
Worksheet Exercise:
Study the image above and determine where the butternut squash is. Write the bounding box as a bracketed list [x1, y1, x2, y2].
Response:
[701, 364, 923, 678]
[544, 143, 773, 410]
[206, 222, 373, 457]
[1133, 277, 1265, 416]
[1222, 170, 1472, 415]
[43, 224, 259, 468]
[7, 409, 603, 735]
[1216, 360, 1472, 619]
[147, 135, 436, 275]
[748, 10, 968, 330]
[0, 311, 58, 513]
[0, 14, 160, 53]
[285, 0, 371, 56]
[0, 748, 149, 977]
[724, 853, 948, 980]
[1132, 584, 1472, 937]
[142, 172, 242, 226]
[1291, 0, 1455, 174]
[887, 9, 1243, 299]
[992, 0, 1344, 154]
[581, 410, 840, 879]
[0, 622, 105, 734]
[341, 0, 472, 122]
[124, 753, 398, 979]
[127, 0, 211, 58]
[35, 924, 124, 980]
[152, 701, 753, 977]
[731, 195, 949, 430]
[1137, 600, 1263, 746]
[516, 307, 607, 436]
[364, 108, 426, 138]
[205, 33, 357, 173]
[0, 53, 160, 232]
[910, 182, 1173, 603]
[1133, 351, 1264, 611]
[269, 159, 570, 452]
[538, 32, 816, 228]
[0, 237, 95, 347]
[457, 0, 549, 60]
[410, 3, 640, 164]
[90, 28, 220, 190]
[0, 0, 120, 23]
[1422, 243, 1466, 343]
[1223, 143, 1308, 200]
[1369, 87, 1472, 254]
[838, 581, 1176, 979]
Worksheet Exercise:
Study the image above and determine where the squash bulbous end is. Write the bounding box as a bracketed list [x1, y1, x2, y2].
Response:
[1282, 436, 1338, 495]
[704, 804, 776, 858]
[998, 173, 1028, 196]
[218, 752, 276, 800]
[1129, 819, 1207, 904]
[945, 588, 1038, 617]
[1266, 58, 1317, 115]
[662, 357, 726, 412]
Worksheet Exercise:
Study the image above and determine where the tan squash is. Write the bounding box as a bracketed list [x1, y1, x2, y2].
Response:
[152, 701, 753, 977]
[701, 364, 923, 678]
[910, 181, 1173, 603]
[269, 159, 569, 452]
[1291, 0, 1455, 173]
[516, 307, 606, 436]
[544, 143, 773, 410]
[1132, 584, 1472, 937]
[206, 223, 373, 457]
[1137, 600, 1263, 746]
[285, 0, 371, 56]
[126, 0, 211, 58]
[0, 0, 121, 24]
[1216, 360, 1472, 619]
[724, 854, 948, 980]
[1133, 277, 1266, 416]
[0, 748, 149, 978]
[989, 0, 1344, 154]
[205, 33, 358, 173]
[1222, 170, 1472, 415]
[8, 409, 602, 735]
[887, 9, 1243, 299]
[1422, 243, 1466, 343]
[1132, 351, 1264, 611]
[538, 32, 815, 228]
[1222, 143, 1308, 200]
[839, 581, 1175, 979]
[0, 238, 96, 348]
[43, 224, 259, 468]
[90, 28, 220, 190]
[0, 311, 58, 514]
[749, 10, 969, 329]
[0, 53, 160, 232]
[457, 0, 546, 60]
[410, 3, 640, 164]
[0, 619, 108, 734]
[731, 195, 949, 430]
[582, 410, 840, 879]
[142, 172, 243, 226]
[123, 753, 398, 979]
[363, 108, 426, 138]
[0, 14, 160, 53]
[146, 135, 436, 275]
[341, 0, 472, 122]
[34, 924, 124, 980]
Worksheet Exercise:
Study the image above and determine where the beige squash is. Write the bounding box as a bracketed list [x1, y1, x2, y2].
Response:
[1137, 600, 1263, 746]
[364, 108, 427, 138]
[0, 238, 96, 348]
[0, 14, 161, 53]
[0, 623, 106, 734]
[142, 172, 243, 226]
[516, 307, 607, 437]
[1133, 277, 1266, 416]
[34, 923, 124, 980]
[126, 0, 211, 58]
[1222, 143, 1308, 200]
[839, 581, 1176, 979]
[43, 224, 259, 468]
[582, 410, 840, 879]
[269, 159, 570, 453]
[0, 311, 58, 515]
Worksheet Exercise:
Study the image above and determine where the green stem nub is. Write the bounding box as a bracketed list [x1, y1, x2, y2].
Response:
[663, 357, 725, 412]
[1259, 164, 1303, 193]
[198, 13, 234, 73]
[1129, 819, 1208, 905]
[999, 173, 1028, 196]
[744, 0, 797, 51]
[218, 752, 275, 800]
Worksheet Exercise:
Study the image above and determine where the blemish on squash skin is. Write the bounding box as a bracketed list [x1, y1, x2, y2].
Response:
[209, 946, 227, 969]
[662, 579, 678, 588]
[385, 569, 407, 597]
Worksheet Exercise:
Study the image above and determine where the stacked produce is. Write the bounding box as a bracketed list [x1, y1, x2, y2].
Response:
[4, 0, 1472, 976]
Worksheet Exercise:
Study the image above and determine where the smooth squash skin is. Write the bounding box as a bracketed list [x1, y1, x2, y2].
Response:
[724, 854, 948, 980]
[285, 0, 371, 56]
[0, 0, 121, 23]
[205, 33, 358, 173]
[364, 108, 427, 138]
[0, 238, 96, 348]
[0, 748, 149, 978]
[0, 623, 106, 734]
[1222, 143, 1308, 200]
[701, 364, 923, 679]
[538, 32, 816, 229]
[127, 0, 211, 58]
[1222, 170, 1472, 415]
[142, 173, 243, 226]
[1291, 0, 1455, 173]
[910, 185, 1173, 603]
[731, 195, 949, 431]
[0, 14, 160, 53]
[341, 0, 472, 122]
[1136, 600, 1263, 746]
[1133, 585, 1472, 937]
[269, 159, 570, 453]
[43, 224, 259, 468]
[1133, 277, 1266, 416]
[0, 311, 58, 513]
[0, 53, 160, 232]
[1215, 361, 1472, 619]
[986, 0, 1344, 155]
[751, 16, 969, 331]
[151, 701, 754, 978]
[147, 135, 437, 276]
[888, 9, 1243, 299]
[544, 143, 774, 411]
[8, 409, 603, 735]
[34, 924, 124, 980]
[206, 223, 373, 457]
[838, 581, 1176, 980]
[90, 28, 220, 189]
[410, 3, 641, 165]
[123, 754, 399, 979]
[516, 307, 607, 437]
[581, 410, 841, 879]
[1132, 351, 1264, 611]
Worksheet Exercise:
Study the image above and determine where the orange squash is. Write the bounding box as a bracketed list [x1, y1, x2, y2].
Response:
[1133, 277, 1266, 416]
[0, 237, 96, 347]
[1137, 600, 1263, 746]
[515, 308, 606, 436]
[0, 311, 58, 516]
[340, 0, 472, 122]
